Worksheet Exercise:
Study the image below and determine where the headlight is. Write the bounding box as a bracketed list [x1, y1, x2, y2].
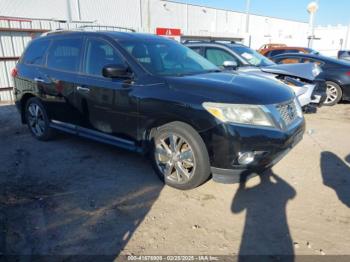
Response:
[202, 102, 276, 127]
[294, 98, 303, 118]
[312, 64, 322, 77]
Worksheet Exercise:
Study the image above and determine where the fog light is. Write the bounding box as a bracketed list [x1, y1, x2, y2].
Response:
[238, 152, 255, 165]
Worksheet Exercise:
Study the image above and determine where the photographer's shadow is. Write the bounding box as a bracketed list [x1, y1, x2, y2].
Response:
[321, 152, 350, 207]
[231, 170, 296, 260]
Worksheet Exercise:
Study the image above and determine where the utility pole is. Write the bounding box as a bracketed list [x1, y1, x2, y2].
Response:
[66, 0, 72, 23]
[344, 24, 350, 50]
[245, 0, 251, 47]
[76, 0, 81, 21]
[147, 0, 151, 33]
[245, 0, 251, 34]
[307, 1, 319, 48]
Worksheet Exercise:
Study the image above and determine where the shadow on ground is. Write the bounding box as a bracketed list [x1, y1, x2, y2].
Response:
[232, 170, 296, 261]
[321, 151, 350, 207]
[0, 105, 164, 256]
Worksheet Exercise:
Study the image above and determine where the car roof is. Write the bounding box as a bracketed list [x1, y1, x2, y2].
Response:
[273, 53, 315, 58]
[40, 31, 167, 41]
[185, 41, 246, 48]
[273, 52, 350, 66]
[267, 46, 306, 50]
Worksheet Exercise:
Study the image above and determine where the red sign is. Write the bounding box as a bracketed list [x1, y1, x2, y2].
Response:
[156, 28, 181, 37]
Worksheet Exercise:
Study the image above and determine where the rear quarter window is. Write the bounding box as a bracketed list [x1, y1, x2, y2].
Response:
[21, 39, 51, 65]
[47, 38, 83, 72]
[277, 57, 301, 64]
[268, 49, 301, 57]
[189, 47, 202, 55]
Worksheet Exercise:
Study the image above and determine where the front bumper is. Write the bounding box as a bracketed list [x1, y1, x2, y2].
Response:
[296, 80, 327, 108]
[200, 119, 305, 184]
[295, 84, 315, 107]
[310, 80, 327, 106]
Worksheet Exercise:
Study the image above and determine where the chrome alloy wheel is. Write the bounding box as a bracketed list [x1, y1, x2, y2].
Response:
[27, 103, 46, 137]
[154, 133, 195, 184]
[325, 83, 338, 104]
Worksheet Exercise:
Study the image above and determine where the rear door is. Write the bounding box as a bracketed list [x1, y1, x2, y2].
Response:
[15, 38, 51, 106]
[42, 36, 84, 124]
[75, 36, 138, 139]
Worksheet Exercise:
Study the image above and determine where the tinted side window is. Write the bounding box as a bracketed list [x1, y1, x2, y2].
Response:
[278, 57, 301, 64]
[22, 40, 50, 65]
[302, 58, 324, 66]
[268, 50, 286, 57]
[190, 47, 202, 55]
[287, 49, 302, 54]
[205, 48, 238, 67]
[47, 38, 83, 72]
[84, 38, 124, 76]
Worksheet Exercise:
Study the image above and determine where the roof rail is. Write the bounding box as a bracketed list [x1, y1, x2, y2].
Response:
[43, 25, 136, 36]
[182, 39, 237, 44]
[77, 25, 136, 32]
[181, 35, 242, 44]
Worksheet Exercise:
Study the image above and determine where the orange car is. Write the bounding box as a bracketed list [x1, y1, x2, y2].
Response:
[258, 44, 319, 62]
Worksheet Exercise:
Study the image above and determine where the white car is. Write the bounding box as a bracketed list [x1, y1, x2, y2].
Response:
[185, 41, 327, 110]
[240, 62, 324, 108]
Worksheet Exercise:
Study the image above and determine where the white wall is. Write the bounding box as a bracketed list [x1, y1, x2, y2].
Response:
[3, 0, 349, 55]
[0, 0, 310, 49]
[314, 25, 350, 57]
[248, 15, 309, 49]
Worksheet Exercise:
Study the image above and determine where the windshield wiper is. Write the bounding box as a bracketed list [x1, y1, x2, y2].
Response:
[205, 69, 222, 73]
[167, 69, 222, 77]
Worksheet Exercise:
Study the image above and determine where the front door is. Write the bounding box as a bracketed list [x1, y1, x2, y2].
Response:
[75, 37, 138, 140]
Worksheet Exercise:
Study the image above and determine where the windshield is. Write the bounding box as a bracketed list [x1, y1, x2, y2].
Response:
[119, 39, 219, 76]
[232, 46, 275, 67]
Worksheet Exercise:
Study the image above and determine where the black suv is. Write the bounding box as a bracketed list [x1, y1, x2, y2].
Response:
[13, 31, 305, 190]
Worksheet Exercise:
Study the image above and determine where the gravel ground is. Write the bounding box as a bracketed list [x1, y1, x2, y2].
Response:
[0, 103, 349, 259]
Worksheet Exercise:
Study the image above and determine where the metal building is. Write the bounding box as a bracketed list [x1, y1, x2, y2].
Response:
[0, 0, 311, 102]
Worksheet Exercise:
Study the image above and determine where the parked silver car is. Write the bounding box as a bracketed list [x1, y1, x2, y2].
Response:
[185, 41, 326, 110]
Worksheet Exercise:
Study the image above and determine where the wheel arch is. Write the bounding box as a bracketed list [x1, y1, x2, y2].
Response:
[326, 79, 344, 96]
[20, 93, 36, 124]
[140, 117, 203, 154]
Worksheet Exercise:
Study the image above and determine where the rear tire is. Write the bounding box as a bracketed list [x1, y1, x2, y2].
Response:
[25, 97, 54, 141]
[151, 122, 211, 190]
[324, 81, 342, 106]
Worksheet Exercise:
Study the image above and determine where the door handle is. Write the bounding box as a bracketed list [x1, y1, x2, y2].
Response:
[77, 86, 90, 92]
[34, 77, 45, 83]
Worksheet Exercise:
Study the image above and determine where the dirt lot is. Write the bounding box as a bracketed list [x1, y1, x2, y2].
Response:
[0, 103, 349, 259]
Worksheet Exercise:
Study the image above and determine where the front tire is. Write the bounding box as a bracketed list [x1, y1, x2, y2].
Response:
[151, 122, 211, 190]
[25, 97, 54, 141]
[324, 81, 342, 106]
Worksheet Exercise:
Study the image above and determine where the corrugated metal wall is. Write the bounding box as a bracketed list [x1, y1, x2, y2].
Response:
[0, 0, 311, 101]
[0, 19, 33, 102]
[0, 17, 95, 102]
[79, 0, 141, 30]
[0, 0, 309, 38]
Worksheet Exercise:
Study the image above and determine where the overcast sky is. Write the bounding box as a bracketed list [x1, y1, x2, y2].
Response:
[173, 0, 350, 26]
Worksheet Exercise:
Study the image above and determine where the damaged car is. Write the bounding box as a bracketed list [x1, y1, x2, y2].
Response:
[185, 41, 327, 112]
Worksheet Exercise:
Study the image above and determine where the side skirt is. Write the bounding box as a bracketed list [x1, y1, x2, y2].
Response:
[49, 120, 143, 153]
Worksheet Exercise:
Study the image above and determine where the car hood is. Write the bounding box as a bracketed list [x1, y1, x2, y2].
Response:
[237, 67, 312, 97]
[260, 63, 321, 81]
[164, 72, 294, 105]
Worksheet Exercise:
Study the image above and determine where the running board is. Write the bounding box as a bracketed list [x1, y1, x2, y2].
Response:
[50, 120, 142, 153]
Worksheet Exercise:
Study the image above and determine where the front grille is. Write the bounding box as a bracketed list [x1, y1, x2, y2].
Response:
[276, 100, 298, 126]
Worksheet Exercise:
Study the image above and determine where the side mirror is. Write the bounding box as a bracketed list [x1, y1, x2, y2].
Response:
[223, 60, 238, 70]
[102, 64, 130, 78]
